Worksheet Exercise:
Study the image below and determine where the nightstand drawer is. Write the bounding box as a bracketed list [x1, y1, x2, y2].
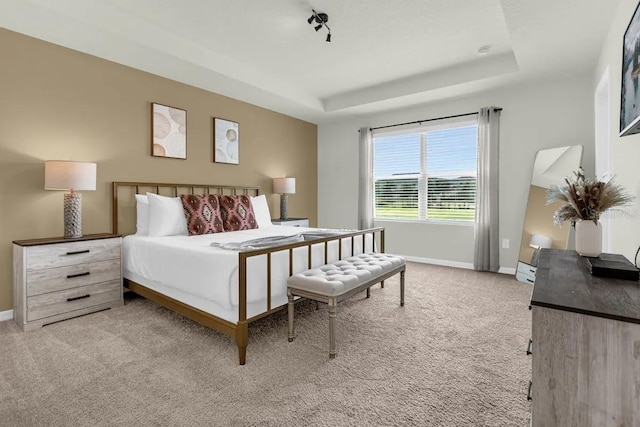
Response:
[516, 261, 536, 284]
[25, 238, 120, 270]
[26, 280, 121, 321]
[27, 259, 121, 297]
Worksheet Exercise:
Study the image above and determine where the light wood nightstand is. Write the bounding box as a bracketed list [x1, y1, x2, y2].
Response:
[271, 218, 309, 227]
[13, 233, 123, 331]
[516, 261, 537, 284]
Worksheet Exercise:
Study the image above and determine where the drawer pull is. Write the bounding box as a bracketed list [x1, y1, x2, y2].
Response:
[529, 269, 535, 273]
[526, 339, 532, 355]
[527, 380, 533, 401]
[66, 249, 90, 256]
[67, 272, 91, 279]
[67, 294, 91, 302]
[526, 278, 534, 284]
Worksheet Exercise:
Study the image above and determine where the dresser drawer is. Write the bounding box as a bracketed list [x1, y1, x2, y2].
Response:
[27, 259, 121, 297]
[25, 238, 120, 270]
[26, 280, 121, 321]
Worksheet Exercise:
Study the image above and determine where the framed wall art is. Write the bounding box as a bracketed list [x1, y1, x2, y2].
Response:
[214, 117, 239, 164]
[152, 103, 187, 159]
[620, 2, 640, 136]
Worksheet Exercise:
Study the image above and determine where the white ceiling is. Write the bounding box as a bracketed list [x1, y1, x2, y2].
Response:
[0, 0, 621, 123]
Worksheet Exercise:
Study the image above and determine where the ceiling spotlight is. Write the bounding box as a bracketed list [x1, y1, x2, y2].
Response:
[307, 8, 332, 42]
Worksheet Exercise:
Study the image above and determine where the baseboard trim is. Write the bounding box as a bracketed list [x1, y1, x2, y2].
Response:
[403, 256, 516, 275]
[0, 309, 14, 322]
[403, 256, 474, 270]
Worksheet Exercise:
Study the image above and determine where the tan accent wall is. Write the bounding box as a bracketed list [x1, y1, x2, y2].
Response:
[518, 185, 571, 264]
[0, 29, 317, 312]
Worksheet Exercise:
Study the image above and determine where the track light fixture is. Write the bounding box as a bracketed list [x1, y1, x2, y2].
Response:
[307, 9, 332, 42]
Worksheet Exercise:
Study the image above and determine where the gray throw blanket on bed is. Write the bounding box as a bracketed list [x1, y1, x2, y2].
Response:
[209, 229, 355, 251]
[210, 234, 305, 251]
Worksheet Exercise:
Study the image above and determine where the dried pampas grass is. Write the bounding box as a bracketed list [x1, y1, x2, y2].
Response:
[547, 169, 634, 225]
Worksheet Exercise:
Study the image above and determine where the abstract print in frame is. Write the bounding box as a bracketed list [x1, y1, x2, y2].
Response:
[620, 2, 640, 136]
[214, 118, 239, 165]
[152, 103, 187, 159]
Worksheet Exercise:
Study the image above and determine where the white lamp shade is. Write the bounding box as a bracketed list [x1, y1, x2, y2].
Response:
[529, 234, 552, 249]
[45, 161, 97, 191]
[273, 177, 296, 194]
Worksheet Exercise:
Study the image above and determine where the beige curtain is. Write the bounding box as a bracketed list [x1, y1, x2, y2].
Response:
[358, 127, 374, 229]
[474, 108, 500, 271]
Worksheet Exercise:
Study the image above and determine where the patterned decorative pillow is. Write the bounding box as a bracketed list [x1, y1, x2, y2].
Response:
[219, 195, 258, 231]
[180, 194, 224, 235]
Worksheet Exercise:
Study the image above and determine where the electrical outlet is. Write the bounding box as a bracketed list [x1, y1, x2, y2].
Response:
[502, 239, 510, 249]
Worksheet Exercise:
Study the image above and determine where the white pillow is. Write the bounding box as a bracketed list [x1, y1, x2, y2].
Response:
[146, 192, 188, 237]
[135, 194, 149, 236]
[251, 195, 273, 228]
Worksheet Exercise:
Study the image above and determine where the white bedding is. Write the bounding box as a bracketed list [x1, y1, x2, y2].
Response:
[123, 225, 372, 323]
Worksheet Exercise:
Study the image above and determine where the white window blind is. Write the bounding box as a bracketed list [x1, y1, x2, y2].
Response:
[372, 119, 478, 222]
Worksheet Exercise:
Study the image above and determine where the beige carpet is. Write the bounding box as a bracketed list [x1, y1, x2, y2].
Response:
[0, 262, 532, 426]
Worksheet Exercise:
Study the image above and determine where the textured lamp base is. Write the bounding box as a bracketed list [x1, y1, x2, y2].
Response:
[64, 192, 83, 239]
[280, 194, 289, 220]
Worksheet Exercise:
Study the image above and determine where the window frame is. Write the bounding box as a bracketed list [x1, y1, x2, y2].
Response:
[372, 118, 478, 225]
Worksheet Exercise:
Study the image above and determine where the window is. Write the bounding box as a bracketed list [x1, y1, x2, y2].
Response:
[373, 119, 478, 222]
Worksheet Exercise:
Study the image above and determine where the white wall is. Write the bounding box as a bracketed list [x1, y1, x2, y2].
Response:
[594, 0, 640, 263]
[318, 75, 595, 269]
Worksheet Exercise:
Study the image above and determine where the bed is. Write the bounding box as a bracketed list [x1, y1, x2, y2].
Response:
[113, 181, 385, 365]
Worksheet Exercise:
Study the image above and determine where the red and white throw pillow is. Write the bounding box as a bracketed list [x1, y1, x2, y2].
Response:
[180, 194, 224, 235]
[219, 195, 258, 231]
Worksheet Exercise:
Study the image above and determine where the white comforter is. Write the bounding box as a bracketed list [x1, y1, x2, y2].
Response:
[123, 225, 369, 316]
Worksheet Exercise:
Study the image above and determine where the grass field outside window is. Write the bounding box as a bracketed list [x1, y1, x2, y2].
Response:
[375, 206, 475, 221]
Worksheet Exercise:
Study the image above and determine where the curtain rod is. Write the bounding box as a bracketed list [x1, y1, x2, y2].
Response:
[366, 108, 502, 132]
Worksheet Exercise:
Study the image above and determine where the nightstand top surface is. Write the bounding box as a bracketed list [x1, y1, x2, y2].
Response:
[13, 233, 121, 247]
[272, 218, 308, 221]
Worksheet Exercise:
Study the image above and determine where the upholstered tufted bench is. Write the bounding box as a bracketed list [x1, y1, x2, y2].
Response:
[287, 252, 406, 359]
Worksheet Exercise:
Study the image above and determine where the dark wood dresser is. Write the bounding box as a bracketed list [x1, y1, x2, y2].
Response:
[529, 249, 640, 426]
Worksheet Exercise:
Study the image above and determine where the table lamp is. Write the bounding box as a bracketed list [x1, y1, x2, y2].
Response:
[45, 160, 97, 239]
[273, 177, 296, 220]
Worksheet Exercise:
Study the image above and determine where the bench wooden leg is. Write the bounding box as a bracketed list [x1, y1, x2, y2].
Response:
[381, 280, 385, 289]
[400, 270, 405, 307]
[288, 290, 295, 342]
[366, 287, 370, 298]
[328, 298, 337, 359]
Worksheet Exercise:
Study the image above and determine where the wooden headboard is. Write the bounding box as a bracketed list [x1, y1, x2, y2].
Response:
[112, 181, 260, 236]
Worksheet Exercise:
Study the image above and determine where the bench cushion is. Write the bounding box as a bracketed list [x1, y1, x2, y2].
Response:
[287, 253, 405, 297]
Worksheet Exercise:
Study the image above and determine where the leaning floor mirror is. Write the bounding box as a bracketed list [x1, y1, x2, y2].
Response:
[516, 145, 583, 284]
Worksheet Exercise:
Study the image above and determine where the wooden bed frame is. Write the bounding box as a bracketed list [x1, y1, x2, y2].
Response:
[112, 181, 385, 365]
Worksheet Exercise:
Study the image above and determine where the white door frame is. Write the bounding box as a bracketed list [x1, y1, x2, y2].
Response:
[594, 66, 612, 252]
